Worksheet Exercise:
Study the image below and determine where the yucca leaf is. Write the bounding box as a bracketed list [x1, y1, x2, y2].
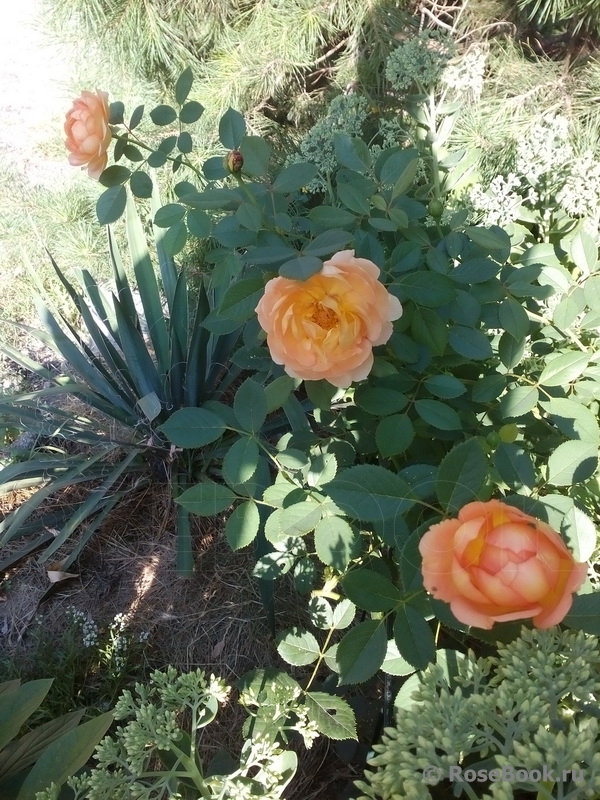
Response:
[126, 194, 171, 376]
[185, 280, 210, 407]
[167, 272, 189, 409]
[27, 300, 136, 418]
[0, 338, 56, 383]
[108, 228, 140, 328]
[112, 296, 165, 402]
[59, 476, 149, 571]
[39, 450, 142, 563]
[0, 449, 119, 545]
[0, 531, 56, 574]
[79, 270, 122, 345]
[176, 502, 194, 578]
[151, 183, 179, 313]
[47, 254, 139, 406]
[0, 680, 53, 750]
[206, 327, 243, 397]
[0, 709, 85, 780]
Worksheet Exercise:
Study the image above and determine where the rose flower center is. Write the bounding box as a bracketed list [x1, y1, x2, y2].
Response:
[309, 301, 339, 331]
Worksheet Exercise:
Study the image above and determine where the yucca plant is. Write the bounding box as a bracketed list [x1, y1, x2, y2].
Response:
[0, 190, 246, 578]
[0, 677, 112, 800]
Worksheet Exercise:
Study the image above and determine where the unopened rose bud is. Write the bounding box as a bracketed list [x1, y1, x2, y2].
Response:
[224, 150, 243, 173]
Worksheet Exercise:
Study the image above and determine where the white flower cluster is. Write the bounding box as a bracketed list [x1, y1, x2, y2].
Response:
[442, 46, 487, 100]
[356, 627, 600, 800]
[556, 149, 600, 226]
[467, 174, 536, 228]
[515, 115, 573, 188]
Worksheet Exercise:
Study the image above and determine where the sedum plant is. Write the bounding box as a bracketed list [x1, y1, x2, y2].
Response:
[355, 626, 600, 800]
[34, 667, 300, 800]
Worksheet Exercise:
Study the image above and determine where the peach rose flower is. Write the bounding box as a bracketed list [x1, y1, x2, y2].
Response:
[255, 250, 402, 388]
[64, 90, 112, 179]
[419, 499, 587, 629]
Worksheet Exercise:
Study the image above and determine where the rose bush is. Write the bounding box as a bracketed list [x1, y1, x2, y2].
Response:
[255, 250, 402, 388]
[419, 499, 588, 629]
[64, 89, 111, 179]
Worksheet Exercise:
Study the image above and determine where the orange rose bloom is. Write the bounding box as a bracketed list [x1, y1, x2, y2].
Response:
[255, 250, 402, 388]
[64, 90, 112, 179]
[419, 499, 587, 629]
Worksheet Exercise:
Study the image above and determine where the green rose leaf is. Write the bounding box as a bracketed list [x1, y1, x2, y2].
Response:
[277, 628, 320, 666]
[175, 480, 236, 516]
[394, 606, 435, 670]
[158, 407, 226, 447]
[436, 438, 488, 513]
[337, 620, 387, 685]
[324, 465, 415, 522]
[314, 516, 360, 570]
[226, 501, 260, 550]
[272, 162, 318, 193]
[150, 104, 178, 125]
[547, 441, 598, 486]
[234, 378, 267, 432]
[538, 351, 589, 387]
[304, 692, 357, 740]
[219, 107, 246, 149]
[415, 399, 462, 431]
[342, 569, 401, 612]
[96, 185, 127, 225]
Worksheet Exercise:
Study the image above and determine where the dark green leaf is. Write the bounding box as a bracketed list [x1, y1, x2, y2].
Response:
[394, 606, 435, 670]
[96, 186, 126, 225]
[219, 108, 246, 149]
[187, 208, 212, 238]
[129, 171, 153, 198]
[279, 256, 322, 280]
[337, 620, 387, 685]
[355, 387, 407, 416]
[129, 104, 144, 129]
[175, 67, 193, 105]
[448, 325, 492, 360]
[564, 592, 600, 635]
[309, 206, 356, 228]
[218, 276, 265, 320]
[179, 100, 204, 124]
[493, 443, 536, 490]
[499, 386, 538, 419]
[424, 375, 466, 399]
[177, 131, 193, 153]
[240, 135, 270, 176]
[98, 165, 131, 187]
[304, 230, 353, 258]
[272, 162, 317, 193]
[342, 569, 401, 612]
[375, 415, 414, 457]
[234, 379, 267, 432]
[394, 272, 456, 307]
[436, 439, 488, 513]
[150, 104, 178, 125]
[147, 150, 168, 168]
[499, 298, 530, 340]
[223, 436, 259, 489]
[162, 221, 187, 256]
[154, 203, 186, 228]
[451, 258, 500, 284]
[415, 399, 461, 431]
[334, 133, 371, 172]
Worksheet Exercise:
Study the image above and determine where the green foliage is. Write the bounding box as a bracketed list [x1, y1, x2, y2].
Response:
[0, 677, 111, 800]
[356, 627, 600, 799]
